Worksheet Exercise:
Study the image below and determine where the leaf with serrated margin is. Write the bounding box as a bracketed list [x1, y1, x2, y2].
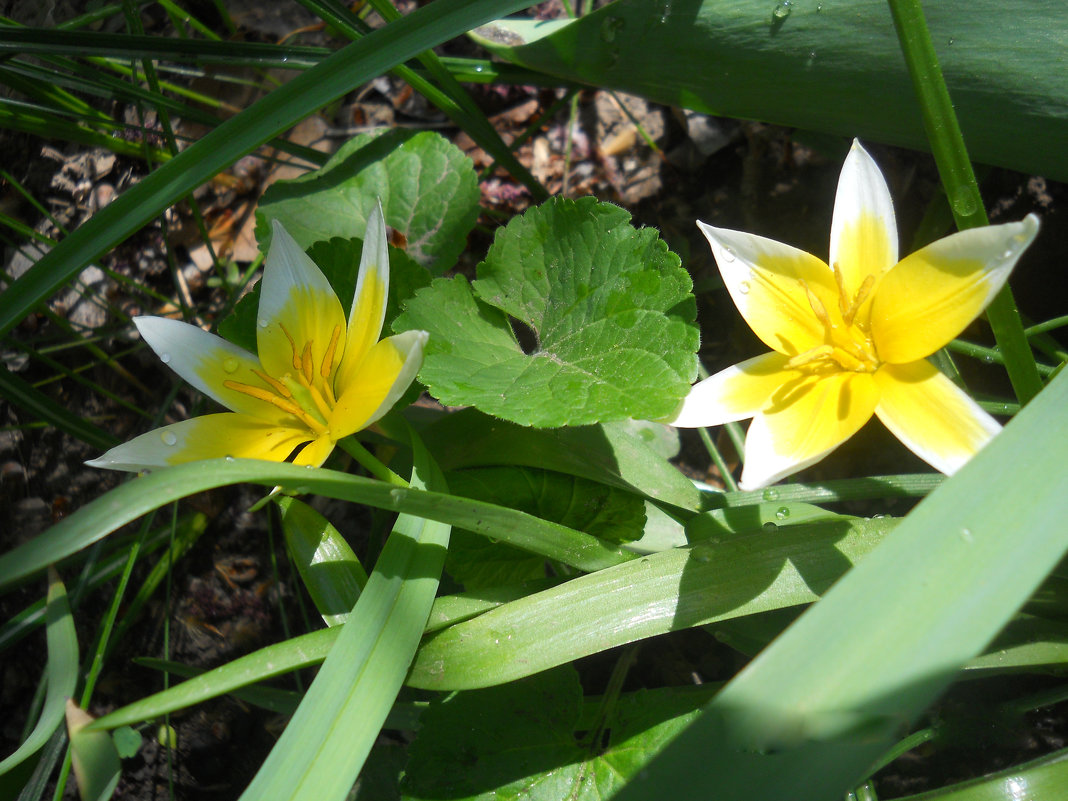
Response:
[395, 198, 698, 427]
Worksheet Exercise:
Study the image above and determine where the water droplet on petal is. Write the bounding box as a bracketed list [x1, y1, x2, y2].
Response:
[160, 353, 171, 364]
[161, 431, 177, 446]
[225, 455, 235, 462]
[960, 527, 974, 544]
[738, 281, 751, 295]
[775, 506, 790, 520]
[257, 318, 269, 329]
[762, 488, 780, 501]
[721, 248, 736, 263]
[222, 358, 239, 374]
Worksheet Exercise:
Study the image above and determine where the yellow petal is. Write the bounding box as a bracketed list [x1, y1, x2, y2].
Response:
[740, 371, 879, 489]
[697, 223, 841, 356]
[85, 414, 314, 472]
[670, 352, 793, 427]
[329, 333, 419, 439]
[874, 361, 1001, 475]
[829, 140, 898, 301]
[339, 201, 390, 387]
[256, 221, 346, 386]
[870, 215, 1039, 363]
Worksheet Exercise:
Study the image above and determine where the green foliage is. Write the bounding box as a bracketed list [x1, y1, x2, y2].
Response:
[256, 129, 480, 275]
[402, 668, 711, 801]
[475, 0, 1068, 182]
[397, 198, 699, 427]
[445, 466, 646, 588]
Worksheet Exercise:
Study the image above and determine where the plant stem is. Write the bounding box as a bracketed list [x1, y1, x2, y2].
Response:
[886, 0, 1043, 404]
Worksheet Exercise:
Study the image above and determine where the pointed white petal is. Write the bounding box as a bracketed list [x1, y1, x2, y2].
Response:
[134, 317, 290, 424]
[697, 222, 839, 357]
[256, 220, 346, 383]
[670, 352, 792, 427]
[85, 414, 313, 472]
[739, 371, 879, 490]
[874, 361, 1001, 475]
[330, 329, 428, 439]
[829, 140, 898, 297]
[871, 214, 1040, 363]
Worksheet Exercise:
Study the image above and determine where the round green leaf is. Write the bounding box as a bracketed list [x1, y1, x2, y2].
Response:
[396, 198, 698, 427]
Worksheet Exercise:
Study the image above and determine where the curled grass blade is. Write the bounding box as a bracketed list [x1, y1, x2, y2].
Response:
[0, 569, 77, 775]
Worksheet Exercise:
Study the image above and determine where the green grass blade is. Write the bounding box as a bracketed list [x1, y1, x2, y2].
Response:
[0, 569, 77, 775]
[0, 367, 117, 451]
[886, 0, 1042, 405]
[235, 426, 449, 801]
[895, 747, 1068, 800]
[277, 496, 367, 627]
[614, 368, 1068, 801]
[0, 0, 539, 340]
[407, 517, 895, 690]
[0, 457, 631, 593]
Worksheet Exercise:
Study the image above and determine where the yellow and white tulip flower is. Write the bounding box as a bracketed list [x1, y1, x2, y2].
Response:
[90, 203, 427, 472]
[672, 140, 1039, 490]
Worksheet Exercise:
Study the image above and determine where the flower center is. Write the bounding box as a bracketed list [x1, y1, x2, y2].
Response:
[785, 263, 879, 374]
[222, 323, 343, 436]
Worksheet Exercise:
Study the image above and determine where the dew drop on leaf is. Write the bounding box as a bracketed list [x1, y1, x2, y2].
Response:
[762, 488, 779, 501]
[775, 506, 790, 520]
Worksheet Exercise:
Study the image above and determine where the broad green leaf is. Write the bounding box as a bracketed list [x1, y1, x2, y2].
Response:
[218, 236, 430, 353]
[256, 129, 479, 275]
[235, 426, 449, 801]
[613, 367, 1068, 801]
[445, 466, 646, 588]
[395, 197, 698, 427]
[0, 568, 77, 776]
[408, 517, 896, 690]
[422, 408, 702, 510]
[277, 496, 367, 627]
[402, 668, 713, 801]
[475, 0, 1068, 182]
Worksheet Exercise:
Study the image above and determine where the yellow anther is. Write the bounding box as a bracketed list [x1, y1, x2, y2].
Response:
[799, 280, 832, 331]
[253, 369, 292, 398]
[843, 274, 876, 326]
[223, 379, 329, 435]
[280, 324, 302, 372]
[785, 344, 834, 370]
[301, 341, 314, 384]
[321, 325, 342, 379]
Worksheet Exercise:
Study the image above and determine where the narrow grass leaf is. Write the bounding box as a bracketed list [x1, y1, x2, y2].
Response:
[0, 569, 77, 775]
[235, 426, 449, 801]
